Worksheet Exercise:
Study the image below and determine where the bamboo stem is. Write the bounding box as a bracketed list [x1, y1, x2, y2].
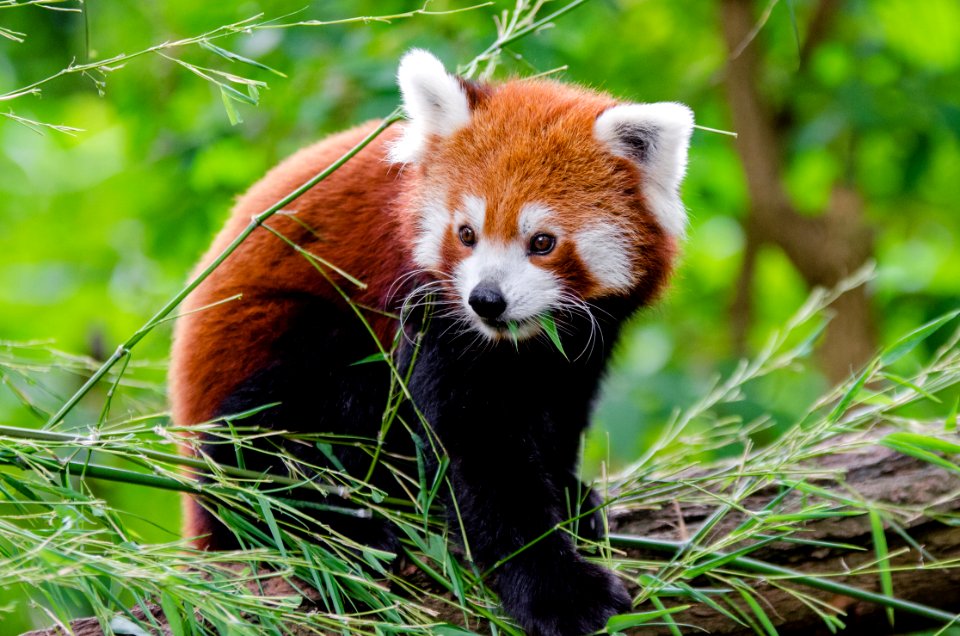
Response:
[609, 534, 959, 625]
[0, 423, 346, 496]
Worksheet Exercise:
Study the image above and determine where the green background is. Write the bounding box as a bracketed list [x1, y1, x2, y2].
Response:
[1, 0, 958, 631]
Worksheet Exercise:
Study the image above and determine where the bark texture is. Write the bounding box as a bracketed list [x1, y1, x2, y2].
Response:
[24, 438, 960, 636]
[612, 443, 960, 634]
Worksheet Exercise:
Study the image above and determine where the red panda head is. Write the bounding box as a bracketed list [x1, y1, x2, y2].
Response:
[391, 50, 693, 342]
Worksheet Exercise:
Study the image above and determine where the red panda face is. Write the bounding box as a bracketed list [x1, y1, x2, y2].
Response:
[391, 50, 693, 342]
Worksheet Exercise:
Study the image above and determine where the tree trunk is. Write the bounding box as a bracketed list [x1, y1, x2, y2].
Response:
[720, 0, 877, 382]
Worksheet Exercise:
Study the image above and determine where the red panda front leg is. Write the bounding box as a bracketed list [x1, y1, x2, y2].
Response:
[441, 425, 631, 636]
[402, 329, 631, 636]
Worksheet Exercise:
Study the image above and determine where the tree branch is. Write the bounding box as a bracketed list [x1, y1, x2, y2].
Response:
[611, 441, 960, 634]
[799, 0, 842, 69]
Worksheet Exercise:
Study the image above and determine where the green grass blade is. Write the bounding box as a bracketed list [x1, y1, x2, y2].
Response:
[880, 309, 960, 366]
[649, 595, 683, 636]
[883, 432, 960, 454]
[869, 509, 895, 627]
[160, 591, 187, 636]
[220, 85, 243, 125]
[351, 352, 387, 366]
[610, 535, 959, 624]
[256, 496, 287, 558]
[736, 582, 778, 636]
[539, 313, 566, 359]
[879, 437, 960, 475]
[199, 40, 287, 77]
[606, 605, 690, 631]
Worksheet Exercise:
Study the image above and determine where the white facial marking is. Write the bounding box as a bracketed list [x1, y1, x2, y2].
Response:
[414, 194, 487, 270]
[389, 49, 471, 164]
[456, 240, 560, 341]
[457, 194, 486, 231]
[412, 197, 449, 269]
[575, 222, 635, 292]
[594, 102, 694, 237]
[518, 202, 557, 237]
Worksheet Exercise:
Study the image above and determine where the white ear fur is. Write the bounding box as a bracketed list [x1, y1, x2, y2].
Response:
[594, 102, 694, 237]
[388, 49, 472, 164]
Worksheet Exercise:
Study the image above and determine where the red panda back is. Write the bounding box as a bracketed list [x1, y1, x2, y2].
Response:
[169, 122, 412, 427]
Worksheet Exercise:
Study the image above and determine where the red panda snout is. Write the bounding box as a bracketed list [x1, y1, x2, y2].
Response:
[434, 195, 563, 341]
[467, 281, 507, 321]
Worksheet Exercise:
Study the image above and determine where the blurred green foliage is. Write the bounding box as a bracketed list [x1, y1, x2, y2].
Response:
[1, 0, 958, 631]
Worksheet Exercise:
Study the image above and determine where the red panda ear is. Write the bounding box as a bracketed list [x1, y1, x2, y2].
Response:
[594, 102, 694, 237]
[389, 49, 472, 164]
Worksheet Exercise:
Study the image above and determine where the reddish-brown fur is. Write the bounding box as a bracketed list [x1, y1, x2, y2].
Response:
[171, 124, 409, 428]
[172, 78, 677, 544]
[417, 80, 676, 305]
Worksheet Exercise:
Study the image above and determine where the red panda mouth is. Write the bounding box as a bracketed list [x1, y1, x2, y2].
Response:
[475, 316, 542, 342]
[481, 317, 508, 329]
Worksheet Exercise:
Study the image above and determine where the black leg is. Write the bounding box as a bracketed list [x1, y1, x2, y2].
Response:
[443, 435, 630, 636]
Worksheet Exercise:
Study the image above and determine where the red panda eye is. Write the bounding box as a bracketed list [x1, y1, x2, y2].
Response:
[529, 233, 556, 255]
[458, 225, 476, 247]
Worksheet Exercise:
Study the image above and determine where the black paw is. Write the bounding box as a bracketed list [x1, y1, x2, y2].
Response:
[499, 556, 631, 636]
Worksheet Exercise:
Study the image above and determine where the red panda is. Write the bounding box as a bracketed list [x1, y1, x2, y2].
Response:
[171, 49, 693, 636]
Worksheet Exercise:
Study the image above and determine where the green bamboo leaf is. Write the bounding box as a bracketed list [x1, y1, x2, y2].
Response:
[946, 397, 958, 433]
[869, 510, 895, 627]
[879, 438, 960, 475]
[539, 312, 567, 359]
[256, 496, 286, 558]
[160, 592, 187, 636]
[827, 363, 874, 424]
[220, 86, 243, 126]
[606, 605, 690, 630]
[736, 585, 778, 636]
[881, 372, 942, 403]
[883, 432, 960, 454]
[199, 40, 287, 77]
[650, 595, 683, 636]
[109, 617, 151, 636]
[432, 627, 483, 636]
[350, 352, 386, 366]
[636, 575, 733, 597]
[507, 321, 520, 351]
[682, 536, 779, 580]
[674, 584, 746, 626]
[880, 309, 960, 366]
[218, 80, 258, 105]
[315, 442, 346, 472]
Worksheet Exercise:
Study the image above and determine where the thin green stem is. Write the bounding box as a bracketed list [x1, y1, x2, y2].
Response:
[19, 455, 203, 493]
[0, 423, 346, 496]
[43, 110, 403, 430]
[1, 6, 493, 104]
[609, 534, 959, 625]
[461, 0, 590, 78]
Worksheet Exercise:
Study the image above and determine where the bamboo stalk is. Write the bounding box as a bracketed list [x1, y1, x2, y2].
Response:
[609, 534, 959, 625]
[0, 423, 347, 495]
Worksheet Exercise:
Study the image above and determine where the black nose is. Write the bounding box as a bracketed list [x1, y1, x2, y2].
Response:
[468, 282, 507, 320]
